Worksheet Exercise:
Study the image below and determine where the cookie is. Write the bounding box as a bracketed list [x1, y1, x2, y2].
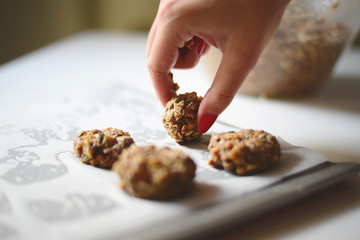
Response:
[163, 92, 202, 142]
[112, 145, 196, 200]
[208, 129, 281, 175]
[73, 127, 134, 169]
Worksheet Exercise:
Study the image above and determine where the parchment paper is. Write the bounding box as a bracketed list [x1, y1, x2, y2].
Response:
[0, 79, 327, 240]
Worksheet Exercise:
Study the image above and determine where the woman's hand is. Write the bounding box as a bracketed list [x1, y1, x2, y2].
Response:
[147, 0, 291, 133]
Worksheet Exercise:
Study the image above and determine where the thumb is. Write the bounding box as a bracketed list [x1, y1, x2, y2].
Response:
[197, 48, 259, 133]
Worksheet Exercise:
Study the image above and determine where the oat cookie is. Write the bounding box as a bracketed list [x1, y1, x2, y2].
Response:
[73, 127, 134, 169]
[112, 145, 196, 200]
[163, 92, 202, 142]
[208, 129, 281, 176]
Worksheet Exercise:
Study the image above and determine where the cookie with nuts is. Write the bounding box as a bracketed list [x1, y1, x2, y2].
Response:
[208, 129, 281, 176]
[163, 92, 203, 142]
[73, 127, 134, 169]
[112, 145, 196, 200]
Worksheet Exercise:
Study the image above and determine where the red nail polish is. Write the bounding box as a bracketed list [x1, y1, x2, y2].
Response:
[197, 41, 206, 55]
[198, 113, 218, 133]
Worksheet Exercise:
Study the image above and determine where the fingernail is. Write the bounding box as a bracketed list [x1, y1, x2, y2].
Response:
[198, 113, 218, 133]
[197, 41, 206, 55]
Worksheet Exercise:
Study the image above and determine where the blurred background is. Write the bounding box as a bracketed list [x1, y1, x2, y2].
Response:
[0, 0, 359, 65]
[0, 0, 159, 65]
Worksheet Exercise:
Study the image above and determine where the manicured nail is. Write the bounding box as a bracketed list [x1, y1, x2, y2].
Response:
[198, 113, 218, 133]
[197, 40, 206, 55]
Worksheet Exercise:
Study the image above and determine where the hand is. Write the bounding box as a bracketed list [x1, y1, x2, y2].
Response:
[147, 0, 291, 133]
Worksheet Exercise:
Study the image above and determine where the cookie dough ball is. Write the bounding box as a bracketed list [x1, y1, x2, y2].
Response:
[112, 145, 196, 200]
[163, 92, 203, 142]
[73, 127, 134, 169]
[208, 129, 281, 176]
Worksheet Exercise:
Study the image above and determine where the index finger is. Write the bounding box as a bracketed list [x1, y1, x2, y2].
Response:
[147, 26, 191, 106]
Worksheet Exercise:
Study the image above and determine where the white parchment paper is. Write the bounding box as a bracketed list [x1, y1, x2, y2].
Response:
[0, 78, 327, 240]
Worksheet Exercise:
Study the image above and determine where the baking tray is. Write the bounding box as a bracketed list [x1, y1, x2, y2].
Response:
[2, 79, 359, 240]
[120, 161, 360, 240]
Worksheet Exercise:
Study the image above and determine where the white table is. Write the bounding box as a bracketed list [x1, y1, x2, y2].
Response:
[1, 31, 359, 240]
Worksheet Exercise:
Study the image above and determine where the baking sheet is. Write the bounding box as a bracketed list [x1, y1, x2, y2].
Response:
[0, 79, 334, 240]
